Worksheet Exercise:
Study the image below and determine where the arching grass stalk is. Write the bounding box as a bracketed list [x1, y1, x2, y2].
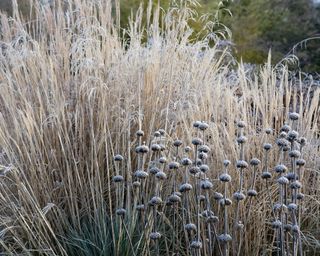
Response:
[121, 215, 137, 256]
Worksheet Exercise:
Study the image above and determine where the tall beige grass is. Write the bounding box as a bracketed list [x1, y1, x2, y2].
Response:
[0, 0, 319, 255]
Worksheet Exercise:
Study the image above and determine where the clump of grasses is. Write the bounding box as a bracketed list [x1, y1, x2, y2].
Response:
[0, 0, 319, 255]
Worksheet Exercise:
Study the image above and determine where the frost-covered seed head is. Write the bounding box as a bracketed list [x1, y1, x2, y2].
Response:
[168, 194, 181, 204]
[193, 121, 202, 128]
[273, 203, 283, 212]
[158, 129, 165, 136]
[263, 143, 272, 151]
[192, 138, 203, 146]
[296, 192, 304, 200]
[276, 138, 289, 148]
[159, 157, 167, 164]
[136, 145, 149, 154]
[288, 203, 298, 211]
[179, 183, 193, 192]
[155, 171, 167, 180]
[184, 146, 192, 153]
[291, 225, 300, 233]
[113, 175, 124, 183]
[185, 223, 197, 232]
[181, 157, 192, 166]
[287, 130, 299, 142]
[116, 208, 126, 216]
[289, 112, 300, 121]
[283, 145, 290, 152]
[218, 234, 232, 243]
[198, 145, 210, 153]
[199, 122, 209, 131]
[199, 164, 209, 173]
[195, 159, 203, 166]
[149, 167, 160, 175]
[136, 130, 144, 137]
[299, 137, 307, 146]
[277, 176, 289, 185]
[233, 192, 246, 201]
[149, 196, 163, 206]
[237, 136, 247, 144]
[223, 160, 231, 167]
[236, 160, 249, 169]
[265, 128, 273, 135]
[201, 180, 213, 190]
[261, 171, 272, 179]
[154, 131, 161, 138]
[151, 144, 161, 152]
[173, 139, 183, 147]
[247, 189, 258, 197]
[237, 121, 246, 128]
[150, 232, 161, 240]
[219, 173, 231, 182]
[289, 150, 301, 158]
[284, 224, 292, 232]
[280, 124, 291, 133]
[250, 158, 261, 166]
[198, 152, 208, 160]
[190, 240, 202, 249]
[168, 162, 180, 170]
[189, 166, 200, 175]
[114, 154, 124, 161]
[236, 222, 244, 230]
[286, 172, 298, 181]
[134, 170, 149, 179]
[279, 131, 287, 138]
[201, 210, 214, 218]
[296, 159, 306, 166]
[272, 220, 282, 229]
[206, 215, 219, 223]
[160, 144, 166, 151]
[220, 198, 232, 206]
[290, 181, 302, 189]
[174, 191, 182, 197]
[213, 192, 224, 200]
[274, 164, 288, 173]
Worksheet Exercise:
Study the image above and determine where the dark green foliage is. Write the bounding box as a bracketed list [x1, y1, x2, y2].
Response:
[0, 0, 319, 72]
[224, 0, 320, 72]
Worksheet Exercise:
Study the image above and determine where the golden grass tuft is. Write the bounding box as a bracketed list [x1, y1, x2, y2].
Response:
[0, 0, 319, 255]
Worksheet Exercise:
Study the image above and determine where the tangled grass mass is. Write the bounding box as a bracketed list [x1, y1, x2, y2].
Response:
[0, 0, 319, 255]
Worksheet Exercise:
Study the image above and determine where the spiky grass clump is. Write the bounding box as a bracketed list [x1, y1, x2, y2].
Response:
[0, 0, 319, 255]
